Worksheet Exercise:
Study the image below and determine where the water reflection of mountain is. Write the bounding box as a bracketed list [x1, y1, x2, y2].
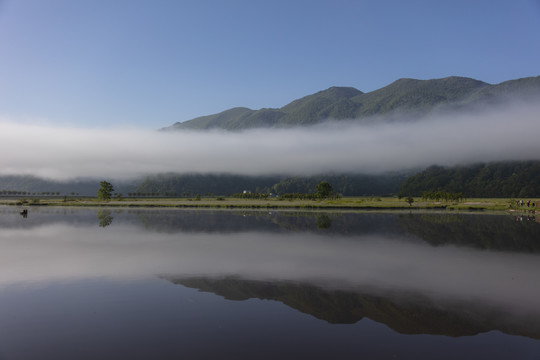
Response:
[1, 206, 538, 253]
[110, 210, 540, 253]
[132, 210, 407, 236]
[0, 208, 408, 236]
[166, 276, 540, 340]
[398, 213, 540, 253]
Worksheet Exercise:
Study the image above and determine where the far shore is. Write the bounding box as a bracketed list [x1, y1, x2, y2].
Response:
[0, 196, 537, 212]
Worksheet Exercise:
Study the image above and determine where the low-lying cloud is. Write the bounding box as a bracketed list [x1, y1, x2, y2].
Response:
[1, 103, 539, 180]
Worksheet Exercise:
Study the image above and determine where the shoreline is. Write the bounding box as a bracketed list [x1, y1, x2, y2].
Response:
[0, 196, 536, 212]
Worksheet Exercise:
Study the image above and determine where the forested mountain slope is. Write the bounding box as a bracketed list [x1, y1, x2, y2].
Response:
[164, 76, 540, 131]
[399, 161, 540, 198]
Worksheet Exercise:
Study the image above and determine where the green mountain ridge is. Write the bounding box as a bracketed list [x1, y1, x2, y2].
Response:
[164, 75, 540, 131]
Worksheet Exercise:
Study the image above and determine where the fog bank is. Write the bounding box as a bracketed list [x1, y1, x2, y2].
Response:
[1, 104, 539, 180]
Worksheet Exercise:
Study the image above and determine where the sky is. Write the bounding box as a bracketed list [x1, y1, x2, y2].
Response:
[0, 0, 539, 180]
[0, 0, 539, 129]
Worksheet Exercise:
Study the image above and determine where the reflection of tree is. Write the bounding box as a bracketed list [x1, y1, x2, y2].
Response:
[316, 214, 332, 229]
[97, 210, 114, 227]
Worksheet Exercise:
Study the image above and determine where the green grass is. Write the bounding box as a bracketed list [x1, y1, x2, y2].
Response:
[1, 196, 537, 212]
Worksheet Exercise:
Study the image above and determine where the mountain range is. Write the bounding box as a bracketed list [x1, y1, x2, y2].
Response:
[1, 76, 539, 196]
[164, 75, 540, 131]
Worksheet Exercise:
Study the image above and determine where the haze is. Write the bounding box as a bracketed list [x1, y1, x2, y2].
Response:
[0, 223, 539, 318]
[1, 103, 539, 181]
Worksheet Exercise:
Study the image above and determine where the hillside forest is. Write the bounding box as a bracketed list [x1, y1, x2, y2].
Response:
[1, 161, 538, 198]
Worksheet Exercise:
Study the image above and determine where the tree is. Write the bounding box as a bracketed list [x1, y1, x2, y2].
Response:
[406, 196, 414, 207]
[315, 181, 333, 198]
[97, 181, 114, 200]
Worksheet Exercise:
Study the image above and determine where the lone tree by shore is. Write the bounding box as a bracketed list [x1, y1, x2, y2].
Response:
[97, 181, 114, 200]
[316, 181, 333, 198]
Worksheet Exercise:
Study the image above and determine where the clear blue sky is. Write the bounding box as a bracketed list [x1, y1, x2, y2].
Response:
[0, 0, 539, 129]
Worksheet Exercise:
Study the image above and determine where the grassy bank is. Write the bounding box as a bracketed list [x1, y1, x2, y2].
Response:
[0, 196, 537, 212]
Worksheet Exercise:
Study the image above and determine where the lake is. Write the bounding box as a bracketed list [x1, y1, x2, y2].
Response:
[0, 206, 539, 359]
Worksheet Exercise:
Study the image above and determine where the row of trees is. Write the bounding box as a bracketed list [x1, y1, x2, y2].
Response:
[127, 192, 171, 197]
[277, 182, 341, 200]
[98, 180, 339, 201]
[271, 174, 406, 196]
[232, 193, 270, 200]
[421, 191, 464, 202]
[98, 182, 201, 201]
[279, 193, 321, 200]
[134, 173, 407, 198]
[0, 190, 79, 196]
[135, 174, 280, 197]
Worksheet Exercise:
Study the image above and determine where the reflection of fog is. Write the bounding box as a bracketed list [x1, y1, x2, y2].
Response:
[0, 222, 539, 323]
[2, 208, 539, 254]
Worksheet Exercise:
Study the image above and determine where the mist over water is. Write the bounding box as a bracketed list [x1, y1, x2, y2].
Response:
[1, 208, 539, 358]
[0, 221, 539, 317]
[1, 103, 539, 180]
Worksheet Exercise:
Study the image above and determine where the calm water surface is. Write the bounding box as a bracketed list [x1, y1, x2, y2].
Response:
[0, 206, 539, 359]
